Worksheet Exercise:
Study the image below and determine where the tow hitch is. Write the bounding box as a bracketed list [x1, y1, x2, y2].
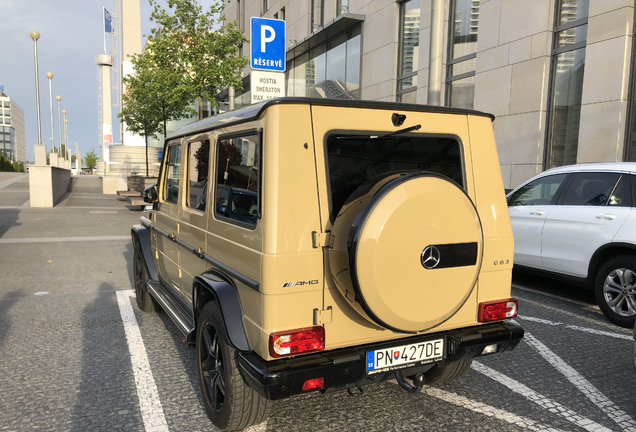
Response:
[395, 371, 425, 393]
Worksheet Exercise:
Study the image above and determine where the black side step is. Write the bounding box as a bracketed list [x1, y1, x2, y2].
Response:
[147, 280, 195, 338]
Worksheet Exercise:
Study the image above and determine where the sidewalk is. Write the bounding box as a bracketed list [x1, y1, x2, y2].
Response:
[0, 174, 142, 210]
[0, 175, 144, 240]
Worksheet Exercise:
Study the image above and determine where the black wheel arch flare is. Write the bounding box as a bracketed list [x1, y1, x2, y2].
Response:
[193, 272, 251, 352]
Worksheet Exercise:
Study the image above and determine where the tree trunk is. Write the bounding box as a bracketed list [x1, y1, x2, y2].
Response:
[145, 134, 149, 177]
[198, 96, 203, 120]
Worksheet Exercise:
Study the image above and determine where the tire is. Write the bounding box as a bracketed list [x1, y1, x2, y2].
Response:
[594, 255, 636, 328]
[133, 246, 159, 312]
[196, 302, 270, 431]
[423, 358, 473, 385]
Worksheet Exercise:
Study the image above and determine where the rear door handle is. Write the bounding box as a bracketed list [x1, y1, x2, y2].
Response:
[529, 210, 544, 216]
[596, 214, 616, 220]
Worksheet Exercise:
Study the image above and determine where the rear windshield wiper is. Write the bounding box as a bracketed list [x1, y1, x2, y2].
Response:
[374, 124, 421, 139]
[335, 124, 422, 141]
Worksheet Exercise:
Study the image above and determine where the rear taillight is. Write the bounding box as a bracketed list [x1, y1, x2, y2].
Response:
[479, 299, 518, 322]
[269, 326, 325, 358]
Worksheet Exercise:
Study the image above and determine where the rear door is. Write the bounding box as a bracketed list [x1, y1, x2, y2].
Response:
[541, 171, 632, 277]
[178, 138, 211, 301]
[507, 173, 568, 269]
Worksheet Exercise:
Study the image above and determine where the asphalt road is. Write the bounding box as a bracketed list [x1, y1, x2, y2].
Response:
[0, 173, 634, 431]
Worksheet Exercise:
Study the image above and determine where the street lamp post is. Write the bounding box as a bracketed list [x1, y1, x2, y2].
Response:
[56, 95, 62, 155]
[46, 72, 55, 154]
[29, 30, 42, 147]
[63, 110, 68, 160]
[64, 118, 69, 160]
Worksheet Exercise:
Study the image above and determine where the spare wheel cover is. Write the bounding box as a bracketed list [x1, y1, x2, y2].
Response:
[348, 173, 483, 333]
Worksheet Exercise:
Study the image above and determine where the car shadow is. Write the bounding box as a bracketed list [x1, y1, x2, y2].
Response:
[0, 209, 21, 238]
[0, 290, 21, 348]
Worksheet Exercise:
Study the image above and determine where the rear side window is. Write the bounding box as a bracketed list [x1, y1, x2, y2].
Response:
[508, 174, 566, 206]
[326, 133, 463, 219]
[560, 172, 624, 206]
[163, 144, 182, 204]
[186, 140, 210, 211]
[214, 134, 260, 228]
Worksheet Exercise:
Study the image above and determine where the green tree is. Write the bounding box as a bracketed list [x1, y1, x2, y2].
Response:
[149, 0, 248, 118]
[118, 51, 166, 177]
[85, 149, 98, 172]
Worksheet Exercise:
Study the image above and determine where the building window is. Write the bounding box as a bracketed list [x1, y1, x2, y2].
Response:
[545, 0, 589, 169]
[446, 0, 479, 109]
[337, 0, 349, 16]
[237, 0, 243, 31]
[280, 7, 285, 21]
[287, 23, 361, 99]
[262, 0, 269, 13]
[397, 0, 420, 103]
[311, 0, 324, 31]
[626, 8, 636, 161]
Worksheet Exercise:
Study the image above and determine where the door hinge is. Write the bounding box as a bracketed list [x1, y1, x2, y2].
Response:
[313, 306, 333, 325]
[312, 231, 333, 248]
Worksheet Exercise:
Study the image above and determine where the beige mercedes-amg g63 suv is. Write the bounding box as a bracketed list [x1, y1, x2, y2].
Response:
[132, 98, 524, 431]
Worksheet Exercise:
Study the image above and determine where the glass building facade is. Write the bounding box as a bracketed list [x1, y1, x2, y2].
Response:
[286, 22, 361, 99]
[445, 0, 479, 109]
[545, 0, 589, 169]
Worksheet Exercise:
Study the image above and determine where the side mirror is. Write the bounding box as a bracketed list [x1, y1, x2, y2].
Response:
[143, 184, 158, 203]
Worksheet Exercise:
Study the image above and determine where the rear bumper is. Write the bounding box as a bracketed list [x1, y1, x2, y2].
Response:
[238, 321, 524, 400]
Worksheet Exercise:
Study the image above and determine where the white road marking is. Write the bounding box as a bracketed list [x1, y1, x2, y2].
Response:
[519, 315, 632, 340]
[472, 361, 611, 432]
[422, 386, 564, 431]
[513, 284, 595, 308]
[520, 328, 636, 431]
[0, 235, 129, 244]
[117, 290, 169, 432]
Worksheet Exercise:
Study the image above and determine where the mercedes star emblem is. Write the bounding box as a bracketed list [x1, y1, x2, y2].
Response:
[421, 245, 441, 269]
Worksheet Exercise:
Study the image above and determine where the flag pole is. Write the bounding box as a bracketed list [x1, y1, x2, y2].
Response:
[103, 7, 107, 54]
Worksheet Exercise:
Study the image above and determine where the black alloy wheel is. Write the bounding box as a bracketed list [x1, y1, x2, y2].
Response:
[133, 246, 158, 312]
[196, 302, 270, 431]
[200, 320, 226, 413]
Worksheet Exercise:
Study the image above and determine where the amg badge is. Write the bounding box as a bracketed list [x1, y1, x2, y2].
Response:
[282, 280, 319, 288]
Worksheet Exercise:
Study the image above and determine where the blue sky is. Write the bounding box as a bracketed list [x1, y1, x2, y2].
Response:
[0, 0, 212, 162]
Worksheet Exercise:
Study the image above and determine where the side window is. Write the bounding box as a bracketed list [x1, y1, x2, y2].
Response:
[214, 134, 260, 227]
[608, 174, 631, 207]
[186, 140, 210, 211]
[561, 172, 621, 206]
[507, 174, 567, 206]
[163, 144, 182, 204]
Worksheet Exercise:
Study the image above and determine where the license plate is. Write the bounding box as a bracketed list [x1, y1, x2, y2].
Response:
[366, 338, 444, 375]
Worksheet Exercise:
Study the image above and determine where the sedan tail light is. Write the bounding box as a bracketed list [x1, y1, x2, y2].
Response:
[479, 299, 518, 322]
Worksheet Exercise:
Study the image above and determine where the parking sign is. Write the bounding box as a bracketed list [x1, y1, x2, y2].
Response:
[250, 17, 286, 72]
